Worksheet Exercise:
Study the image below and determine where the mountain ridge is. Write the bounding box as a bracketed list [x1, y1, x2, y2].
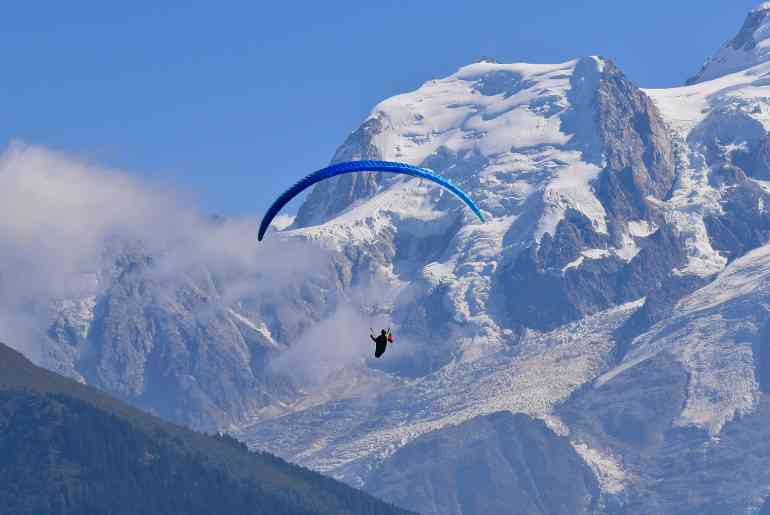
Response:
[688, 2, 770, 84]
[0, 340, 415, 515]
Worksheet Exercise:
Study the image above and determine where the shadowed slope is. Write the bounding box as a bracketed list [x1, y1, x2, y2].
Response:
[0, 342, 414, 515]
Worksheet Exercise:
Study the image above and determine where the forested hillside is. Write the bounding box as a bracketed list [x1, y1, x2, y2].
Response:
[0, 342, 414, 515]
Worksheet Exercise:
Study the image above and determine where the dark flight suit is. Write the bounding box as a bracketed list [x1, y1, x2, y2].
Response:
[371, 332, 393, 358]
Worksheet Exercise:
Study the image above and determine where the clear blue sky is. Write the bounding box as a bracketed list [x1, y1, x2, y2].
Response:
[1, 1, 759, 215]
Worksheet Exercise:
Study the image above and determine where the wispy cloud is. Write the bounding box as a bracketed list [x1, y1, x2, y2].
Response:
[269, 304, 374, 386]
[0, 142, 327, 362]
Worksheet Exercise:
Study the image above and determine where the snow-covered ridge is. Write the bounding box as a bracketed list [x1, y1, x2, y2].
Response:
[278, 56, 624, 341]
[599, 244, 770, 436]
[291, 56, 609, 240]
[647, 60, 770, 138]
[688, 4, 770, 84]
[371, 59, 580, 163]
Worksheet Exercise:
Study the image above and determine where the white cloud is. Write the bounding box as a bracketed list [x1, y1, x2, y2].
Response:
[0, 141, 328, 359]
[269, 280, 417, 387]
[0, 142, 188, 300]
[269, 304, 372, 386]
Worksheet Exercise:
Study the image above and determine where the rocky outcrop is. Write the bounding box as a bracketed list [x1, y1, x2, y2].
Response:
[560, 353, 690, 464]
[595, 60, 675, 221]
[494, 210, 617, 329]
[44, 246, 350, 431]
[560, 351, 770, 515]
[612, 272, 713, 361]
[493, 61, 679, 331]
[690, 108, 770, 180]
[704, 181, 770, 262]
[684, 107, 770, 264]
[496, 221, 686, 332]
[364, 411, 600, 515]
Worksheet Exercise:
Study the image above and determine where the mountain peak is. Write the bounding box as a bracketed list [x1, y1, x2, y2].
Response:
[687, 4, 770, 84]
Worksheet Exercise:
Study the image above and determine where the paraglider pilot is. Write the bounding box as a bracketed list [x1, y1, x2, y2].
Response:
[370, 329, 394, 358]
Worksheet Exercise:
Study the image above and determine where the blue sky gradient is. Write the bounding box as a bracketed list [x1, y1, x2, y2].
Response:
[1, 1, 759, 215]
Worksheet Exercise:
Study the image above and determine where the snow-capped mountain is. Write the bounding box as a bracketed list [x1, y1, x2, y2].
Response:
[291, 56, 677, 336]
[688, 2, 770, 84]
[34, 3, 770, 514]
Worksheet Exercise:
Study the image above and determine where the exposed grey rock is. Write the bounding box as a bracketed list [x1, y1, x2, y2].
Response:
[364, 411, 600, 515]
[690, 109, 768, 177]
[595, 61, 675, 216]
[682, 108, 770, 264]
[473, 70, 535, 98]
[494, 210, 617, 330]
[492, 60, 680, 332]
[612, 273, 713, 361]
[730, 7, 769, 52]
[44, 242, 357, 431]
[538, 209, 610, 272]
[495, 218, 686, 332]
[560, 351, 770, 515]
[704, 181, 770, 262]
[77, 253, 293, 430]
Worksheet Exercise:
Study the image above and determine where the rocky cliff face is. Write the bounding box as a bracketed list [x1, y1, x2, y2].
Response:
[365, 412, 600, 515]
[493, 58, 678, 331]
[43, 239, 350, 431]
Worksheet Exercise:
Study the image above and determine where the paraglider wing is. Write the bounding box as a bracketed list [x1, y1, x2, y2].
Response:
[258, 160, 484, 241]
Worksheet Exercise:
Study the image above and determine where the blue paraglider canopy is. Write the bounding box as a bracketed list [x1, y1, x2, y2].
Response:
[258, 160, 484, 241]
